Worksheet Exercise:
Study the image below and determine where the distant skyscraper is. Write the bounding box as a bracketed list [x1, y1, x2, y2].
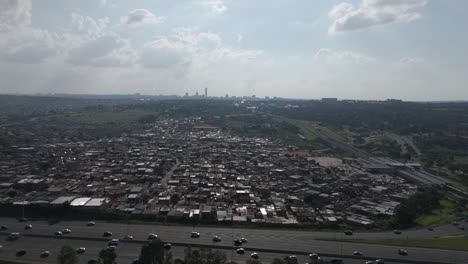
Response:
[205, 87, 208, 97]
[195, 91, 199, 97]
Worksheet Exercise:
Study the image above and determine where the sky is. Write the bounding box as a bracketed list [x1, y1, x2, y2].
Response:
[0, 0, 467, 101]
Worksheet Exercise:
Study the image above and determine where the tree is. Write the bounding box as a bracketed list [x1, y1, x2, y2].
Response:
[57, 244, 79, 264]
[99, 249, 117, 264]
[138, 238, 166, 264]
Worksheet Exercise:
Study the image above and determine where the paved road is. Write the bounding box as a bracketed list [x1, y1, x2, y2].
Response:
[0, 218, 467, 263]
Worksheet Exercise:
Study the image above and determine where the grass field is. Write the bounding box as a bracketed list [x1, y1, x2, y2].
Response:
[416, 200, 459, 226]
[326, 235, 468, 251]
[66, 109, 159, 124]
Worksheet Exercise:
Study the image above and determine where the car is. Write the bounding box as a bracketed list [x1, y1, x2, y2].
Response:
[365, 261, 375, 264]
[191, 231, 200, 238]
[16, 249, 27, 256]
[236, 248, 245, 255]
[87, 221, 96, 226]
[427, 228, 434, 231]
[329, 258, 344, 264]
[76, 247, 86, 254]
[393, 230, 402, 234]
[309, 253, 319, 260]
[40, 251, 50, 258]
[108, 239, 119, 246]
[107, 246, 116, 251]
[18, 218, 28, 222]
[398, 249, 408, 255]
[103, 231, 113, 237]
[233, 239, 242, 246]
[164, 243, 172, 250]
[0, 245, 3, 252]
[375, 259, 385, 264]
[124, 235, 134, 240]
[353, 250, 362, 256]
[24, 224, 32, 230]
[1, 225, 8, 231]
[250, 252, 259, 259]
[88, 259, 98, 264]
[287, 255, 297, 260]
[148, 233, 158, 240]
[344, 230, 353, 235]
[213, 236, 222, 242]
[62, 228, 72, 234]
[55, 231, 63, 236]
[131, 259, 140, 264]
[8, 232, 20, 240]
[240, 237, 248, 243]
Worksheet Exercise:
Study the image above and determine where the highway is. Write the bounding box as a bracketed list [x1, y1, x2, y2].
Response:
[0, 218, 467, 263]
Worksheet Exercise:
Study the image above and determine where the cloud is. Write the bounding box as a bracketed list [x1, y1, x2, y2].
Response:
[328, 0, 428, 33]
[315, 48, 374, 63]
[70, 13, 110, 38]
[120, 9, 164, 27]
[66, 34, 137, 67]
[397, 56, 424, 66]
[199, 0, 227, 15]
[0, 0, 32, 30]
[140, 37, 191, 69]
[237, 34, 243, 43]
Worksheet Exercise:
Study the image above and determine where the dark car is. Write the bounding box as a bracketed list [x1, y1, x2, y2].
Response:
[40, 251, 50, 258]
[88, 260, 98, 264]
[398, 249, 408, 256]
[18, 218, 28, 222]
[234, 239, 242, 246]
[0, 225, 8, 231]
[103, 231, 112, 237]
[16, 249, 27, 256]
[330, 258, 344, 264]
[344, 230, 353, 235]
[213, 236, 222, 242]
[24, 224, 32, 230]
[394, 230, 402, 235]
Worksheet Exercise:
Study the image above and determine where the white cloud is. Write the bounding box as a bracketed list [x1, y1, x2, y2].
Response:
[237, 33, 243, 43]
[397, 56, 424, 66]
[0, 0, 32, 31]
[315, 48, 374, 63]
[70, 13, 110, 38]
[120, 9, 164, 27]
[66, 34, 137, 67]
[329, 0, 428, 33]
[199, 0, 227, 15]
[140, 37, 191, 69]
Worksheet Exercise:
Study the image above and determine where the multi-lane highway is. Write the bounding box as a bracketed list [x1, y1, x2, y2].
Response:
[0, 217, 466, 263]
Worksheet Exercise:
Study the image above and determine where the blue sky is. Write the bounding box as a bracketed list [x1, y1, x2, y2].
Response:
[0, 0, 467, 100]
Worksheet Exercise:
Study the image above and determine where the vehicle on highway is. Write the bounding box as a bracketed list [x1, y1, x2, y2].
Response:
[427, 228, 434, 231]
[393, 229, 402, 235]
[329, 258, 344, 264]
[234, 239, 242, 246]
[148, 233, 158, 240]
[124, 234, 134, 240]
[344, 230, 353, 235]
[375, 259, 385, 264]
[16, 249, 26, 256]
[286, 255, 297, 260]
[236, 248, 245, 255]
[250, 252, 259, 259]
[87, 221, 96, 226]
[18, 218, 28, 222]
[0, 245, 3, 252]
[212, 235, 222, 242]
[40, 251, 50, 258]
[62, 228, 72, 234]
[398, 249, 408, 255]
[103, 231, 113, 237]
[24, 224, 32, 230]
[8, 232, 20, 240]
[76, 247, 86, 254]
[191, 231, 200, 238]
[107, 245, 116, 251]
[353, 250, 362, 256]
[88, 260, 98, 264]
[240, 237, 248, 243]
[0, 225, 8, 231]
[365, 261, 375, 264]
[108, 239, 119, 246]
[309, 253, 319, 260]
[55, 231, 63, 236]
[164, 243, 172, 250]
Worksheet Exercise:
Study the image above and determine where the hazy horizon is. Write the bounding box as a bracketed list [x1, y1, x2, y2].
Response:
[1, 0, 467, 101]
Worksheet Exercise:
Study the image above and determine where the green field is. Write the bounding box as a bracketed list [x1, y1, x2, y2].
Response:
[416, 200, 459, 226]
[66, 109, 159, 124]
[326, 235, 468, 251]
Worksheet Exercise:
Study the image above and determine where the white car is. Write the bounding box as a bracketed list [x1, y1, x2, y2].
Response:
[250, 252, 259, 259]
[309, 253, 319, 260]
[148, 233, 158, 240]
[375, 259, 385, 264]
[236, 248, 245, 255]
[191, 231, 200, 238]
[54, 231, 63, 236]
[212, 235, 222, 242]
[87, 221, 96, 226]
[240, 237, 248, 243]
[62, 229, 72, 234]
[76, 247, 86, 254]
[108, 239, 119, 246]
[40, 251, 50, 258]
[124, 235, 134, 240]
[8, 232, 20, 240]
